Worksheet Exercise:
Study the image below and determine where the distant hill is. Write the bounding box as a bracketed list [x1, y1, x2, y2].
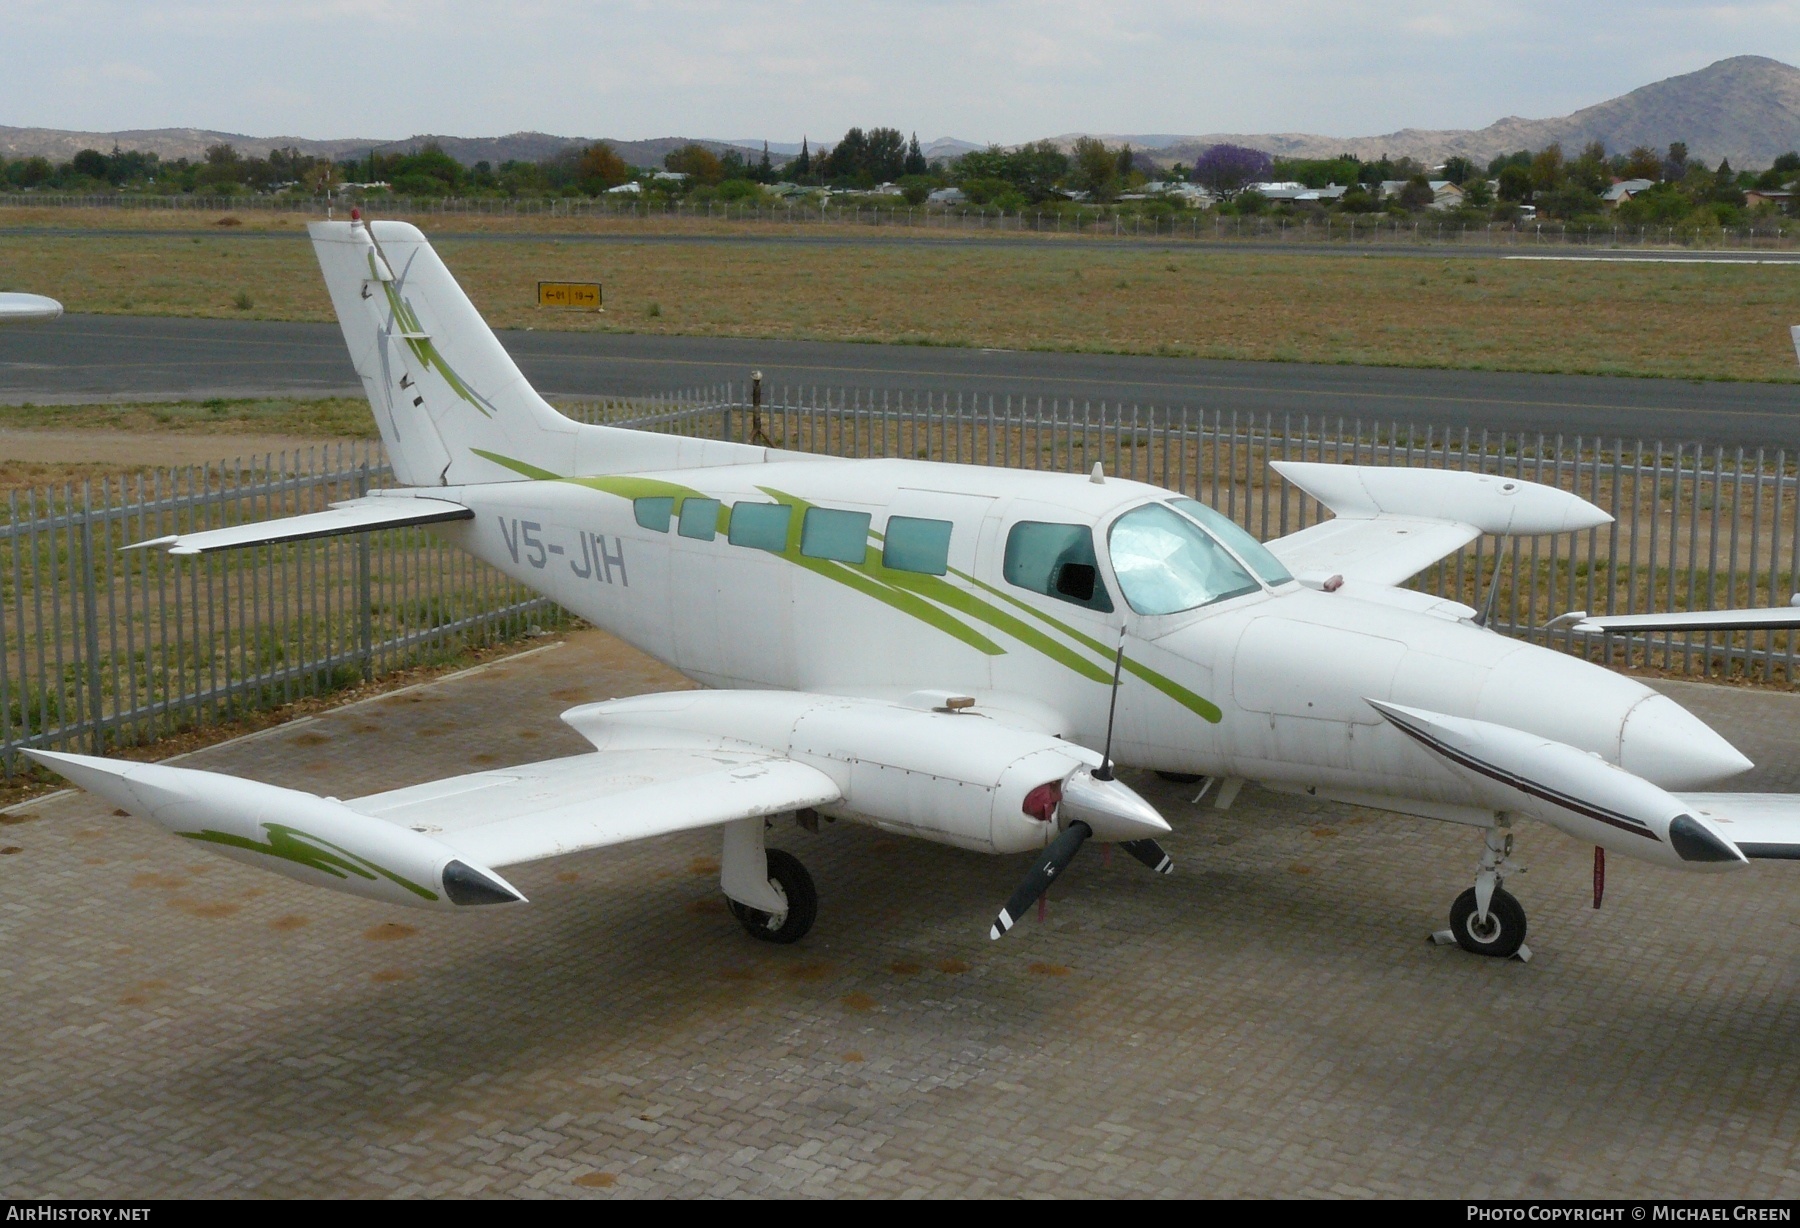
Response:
[0, 126, 767, 169]
[1126, 56, 1800, 168]
[6, 56, 1797, 174]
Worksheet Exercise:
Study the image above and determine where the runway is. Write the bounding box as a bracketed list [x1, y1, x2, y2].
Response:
[5, 313, 1799, 446]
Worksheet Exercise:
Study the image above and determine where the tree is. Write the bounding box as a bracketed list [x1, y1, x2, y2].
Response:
[576, 142, 630, 192]
[1440, 156, 1476, 185]
[1190, 143, 1273, 198]
[1397, 175, 1435, 210]
[865, 127, 906, 182]
[1620, 146, 1663, 181]
[904, 132, 927, 177]
[793, 137, 810, 181]
[665, 143, 723, 184]
[1070, 136, 1121, 199]
[1664, 141, 1689, 181]
[1496, 165, 1532, 201]
[756, 142, 773, 182]
[198, 143, 245, 186]
[70, 149, 108, 182]
[820, 127, 868, 184]
[1461, 177, 1493, 207]
[1528, 143, 1564, 194]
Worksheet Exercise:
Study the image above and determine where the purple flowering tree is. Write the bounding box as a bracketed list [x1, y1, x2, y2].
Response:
[1191, 144, 1274, 197]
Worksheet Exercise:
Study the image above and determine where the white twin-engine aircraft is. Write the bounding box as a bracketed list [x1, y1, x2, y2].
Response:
[27, 218, 1800, 961]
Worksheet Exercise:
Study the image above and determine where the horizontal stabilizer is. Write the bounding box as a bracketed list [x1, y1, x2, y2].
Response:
[1570, 604, 1800, 634]
[128, 495, 472, 555]
[1267, 462, 1609, 585]
[0, 292, 62, 324]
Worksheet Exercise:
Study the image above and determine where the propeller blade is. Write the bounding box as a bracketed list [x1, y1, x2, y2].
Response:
[1118, 838, 1174, 875]
[991, 821, 1091, 939]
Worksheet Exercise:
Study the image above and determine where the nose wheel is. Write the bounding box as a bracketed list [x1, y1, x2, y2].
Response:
[1430, 826, 1532, 961]
[1446, 886, 1527, 958]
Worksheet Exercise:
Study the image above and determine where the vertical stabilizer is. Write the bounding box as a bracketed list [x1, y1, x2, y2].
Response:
[310, 218, 578, 485]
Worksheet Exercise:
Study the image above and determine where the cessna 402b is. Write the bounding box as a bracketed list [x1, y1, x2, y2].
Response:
[27, 217, 1800, 961]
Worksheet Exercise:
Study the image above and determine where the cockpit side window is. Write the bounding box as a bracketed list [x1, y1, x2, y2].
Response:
[1003, 521, 1115, 612]
[1108, 503, 1261, 616]
[1169, 497, 1294, 586]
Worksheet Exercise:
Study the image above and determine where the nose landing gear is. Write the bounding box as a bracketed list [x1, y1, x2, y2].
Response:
[1430, 826, 1532, 961]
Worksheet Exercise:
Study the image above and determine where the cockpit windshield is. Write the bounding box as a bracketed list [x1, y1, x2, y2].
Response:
[1107, 503, 1263, 616]
[1168, 498, 1294, 587]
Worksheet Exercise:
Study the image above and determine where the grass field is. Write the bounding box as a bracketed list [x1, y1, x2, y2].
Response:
[2, 208, 1799, 382]
[0, 397, 373, 497]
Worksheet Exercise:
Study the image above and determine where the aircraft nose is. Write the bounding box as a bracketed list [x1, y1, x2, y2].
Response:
[1618, 693, 1752, 789]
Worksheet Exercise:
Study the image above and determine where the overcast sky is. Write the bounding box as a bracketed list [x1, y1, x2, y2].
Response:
[3, 1, 1797, 145]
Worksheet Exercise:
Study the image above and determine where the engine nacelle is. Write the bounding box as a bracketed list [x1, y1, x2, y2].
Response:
[564, 691, 1168, 854]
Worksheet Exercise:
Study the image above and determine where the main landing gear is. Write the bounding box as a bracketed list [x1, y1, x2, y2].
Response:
[1431, 826, 1531, 961]
[727, 848, 818, 945]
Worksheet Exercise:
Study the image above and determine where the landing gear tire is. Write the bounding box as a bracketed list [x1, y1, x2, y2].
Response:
[726, 848, 817, 945]
[1448, 886, 1527, 959]
[1156, 771, 1205, 784]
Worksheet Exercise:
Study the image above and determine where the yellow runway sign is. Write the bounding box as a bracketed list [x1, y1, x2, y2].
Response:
[536, 281, 602, 310]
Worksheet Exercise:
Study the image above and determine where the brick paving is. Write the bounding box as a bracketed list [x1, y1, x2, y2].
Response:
[2, 630, 1798, 1198]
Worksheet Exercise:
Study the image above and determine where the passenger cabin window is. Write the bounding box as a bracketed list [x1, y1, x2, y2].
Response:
[801, 507, 872, 564]
[677, 497, 720, 541]
[882, 516, 953, 575]
[1108, 503, 1260, 616]
[1169, 497, 1294, 587]
[728, 501, 792, 552]
[1004, 521, 1114, 612]
[634, 496, 673, 532]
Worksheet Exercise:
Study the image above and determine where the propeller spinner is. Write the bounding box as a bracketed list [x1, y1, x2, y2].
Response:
[990, 627, 1174, 939]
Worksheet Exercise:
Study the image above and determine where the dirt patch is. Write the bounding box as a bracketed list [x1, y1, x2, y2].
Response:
[935, 958, 971, 975]
[782, 960, 835, 982]
[170, 898, 241, 918]
[573, 1172, 617, 1189]
[888, 959, 923, 975]
[269, 915, 310, 932]
[1028, 962, 1071, 977]
[841, 990, 877, 1012]
[363, 922, 419, 941]
[370, 968, 414, 983]
[289, 732, 331, 747]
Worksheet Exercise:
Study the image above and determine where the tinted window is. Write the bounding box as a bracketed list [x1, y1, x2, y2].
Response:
[1004, 521, 1114, 612]
[634, 496, 673, 532]
[882, 516, 953, 575]
[677, 497, 720, 541]
[801, 507, 872, 564]
[728, 501, 792, 552]
[1109, 503, 1260, 616]
[1170, 498, 1294, 586]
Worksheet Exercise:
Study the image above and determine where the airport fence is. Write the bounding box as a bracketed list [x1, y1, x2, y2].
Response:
[0, 390, 724, 779]
[2, 192, 1796, 249]
[5, 382, 1796, 778]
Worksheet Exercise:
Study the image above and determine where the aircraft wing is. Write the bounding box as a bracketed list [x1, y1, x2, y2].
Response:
[127, 495, 472, 555]
[26, 741, 841, 914]
[1265, 461, 1610, 586]
[1673, 795, 1800, 859]
[347, 747, 841, 868]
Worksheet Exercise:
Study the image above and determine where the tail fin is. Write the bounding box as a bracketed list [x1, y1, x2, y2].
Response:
[311, 218, 590, 485]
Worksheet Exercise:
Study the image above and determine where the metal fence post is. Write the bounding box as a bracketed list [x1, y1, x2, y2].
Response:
[78, 492, 105, 754]
[356, 464, 374, 680]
